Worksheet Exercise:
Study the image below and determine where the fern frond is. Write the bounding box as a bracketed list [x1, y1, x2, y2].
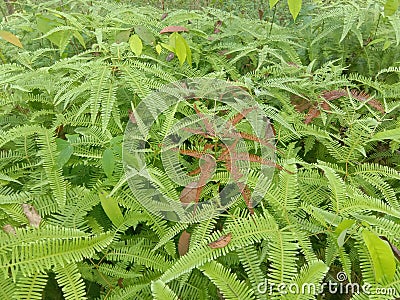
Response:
[199, 261, 255, 300]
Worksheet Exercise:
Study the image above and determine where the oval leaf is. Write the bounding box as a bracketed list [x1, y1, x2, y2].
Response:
[56, 138, 73, 168]
[99, 191, 124, 227]
[384, 0, 399, 16]
[0, 30, 23, 48]
[178, 230, 191, 256]
[102, 148, 115, 178]
[174, 33, 187, 66]
[288, 0, 302, 21]
[180, 182, 198, 204]
[160, 25, 189, 34]
[362, 229, 396, 283]
[155, 44, 162, 55]
[208, 233, 232, 249]
[135, 25, 155, 45]
[129, 34, 143, 56]
[370, 128, 400, 142]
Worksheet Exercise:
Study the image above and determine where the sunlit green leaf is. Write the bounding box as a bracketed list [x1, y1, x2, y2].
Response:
[174, 33, 187, 66]
[384, 0, 399, 16]
[129, 34, 143, 56]
[102, 148, 115, 178]
[362, 230, 396, 283]
[99, 191, 124, 227]
[288, 0, 302, 21]
[156, 44, 162, 54]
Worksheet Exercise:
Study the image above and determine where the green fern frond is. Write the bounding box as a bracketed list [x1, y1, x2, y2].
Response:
[200, 261, 255, 300]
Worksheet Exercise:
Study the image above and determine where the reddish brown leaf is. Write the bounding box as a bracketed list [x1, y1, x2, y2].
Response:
[161, 13, 168, 20]
[321, 89, 385, 113]
[180, 182, 199, 204]
[160, 26, 189, 34]
[321, 100, 331, 111]
[196, 154, 216, 202]
[208, 233, 232, 249]
[350, 90, 385, 113]
[203, 143, 215, 151]
[193, 104, 215, 136]
[178, 230, 191, 256]
[365, 99, 385, 113]
[236, 183, 254, 214]
[223, 131, 277, 152]
[188, 167, 201, 176]
[21, 203, 41, 228]
[321, 89, 347, 101]
[228, 107, 256, 126]
[178, 148, 205, 159]
[304, 105, 321, 124]
[291, 94, 312, 112]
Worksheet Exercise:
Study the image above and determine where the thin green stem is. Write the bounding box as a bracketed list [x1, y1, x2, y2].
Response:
[268, 5, 277, 37]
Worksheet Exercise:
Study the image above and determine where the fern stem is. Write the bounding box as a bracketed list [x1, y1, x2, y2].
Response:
[268, 5, 276, 37]
[372, 13, 381, 40]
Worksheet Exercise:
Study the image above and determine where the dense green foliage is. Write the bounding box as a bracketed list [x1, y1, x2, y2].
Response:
[0, 0, 399, 299]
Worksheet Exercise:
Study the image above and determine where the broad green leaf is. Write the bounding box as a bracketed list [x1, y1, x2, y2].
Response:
[184, 37, 192, 66]
[335, 219, 355, 235]
[36, 15, 72, 54]
[0, 30, 23, 48]
[169, 32, 177, 49]
[288, 0, 302, 21]
[384, 0, 399, 16]
[129, 34, 143, 56]
[102, 148, 115, 178]
[56, 138, 74, 168]
[161, 42, 175, 53]
[370, 128, 400, 142]
[73, 31, 86, 48]
[135, 25, 155, 45]
[362, 229, 396, 283]
[155, 44, 162, 55]
[335, 219, 355, 247]
[174, 33, 187, 66]
[99, 191, 124, 227]
[337, 230, 348, 247]
[116, 30, 131, 43]
[383, 40, 392, 50]
[269, 0, 280, 9]
[365, 38, 384, 47]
